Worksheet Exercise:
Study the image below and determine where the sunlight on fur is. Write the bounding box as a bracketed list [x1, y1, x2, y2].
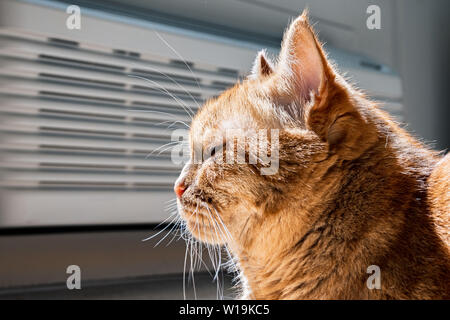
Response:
[172, 10, 450, 300]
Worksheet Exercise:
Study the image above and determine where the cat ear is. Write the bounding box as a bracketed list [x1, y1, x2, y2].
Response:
[250, 49, 274, 78]
[277, 9, 331, 102]
[277, 10, 378, 160]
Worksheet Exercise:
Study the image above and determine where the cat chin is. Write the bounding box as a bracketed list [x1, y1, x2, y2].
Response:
[185, 219, 226, 245]
[179, 205, 229, 245]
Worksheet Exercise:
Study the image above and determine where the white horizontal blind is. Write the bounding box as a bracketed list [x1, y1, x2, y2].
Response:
[0, 35, 236, 189]
[0, 0, 403, 227]
[0, 29, 239, 226]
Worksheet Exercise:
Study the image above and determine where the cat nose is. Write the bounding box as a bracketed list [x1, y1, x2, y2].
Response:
[174, 181, 186, 198]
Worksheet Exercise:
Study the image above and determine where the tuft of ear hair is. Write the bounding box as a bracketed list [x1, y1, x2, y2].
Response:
[250, 49, 275, 78]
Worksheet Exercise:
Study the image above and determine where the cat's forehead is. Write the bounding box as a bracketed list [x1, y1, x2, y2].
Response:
[191, 82, 267, 140]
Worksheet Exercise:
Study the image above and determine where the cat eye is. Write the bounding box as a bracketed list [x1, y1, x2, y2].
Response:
[205, 143, 224, 160]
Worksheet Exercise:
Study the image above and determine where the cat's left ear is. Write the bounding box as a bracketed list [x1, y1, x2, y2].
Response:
[250, 49, 274, 78]
[276, 9, 332, 103]
[277, 10, 378, 160]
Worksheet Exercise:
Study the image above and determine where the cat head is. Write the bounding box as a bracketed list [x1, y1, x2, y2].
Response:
[174, 11, 379, 246]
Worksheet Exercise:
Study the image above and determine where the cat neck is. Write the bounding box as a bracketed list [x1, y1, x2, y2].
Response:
[231, 139, 440, 299]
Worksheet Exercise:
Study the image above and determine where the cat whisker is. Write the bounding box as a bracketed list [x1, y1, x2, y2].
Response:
[208, 207, 236, 300]
[183, 239, 189, 300]
[128, 73, 195, 116]
[203, 205, 231, 300]
[189, 237, 197, 300]
[210, 206, 233, 243]
[126, 56, 200, 114]
[145, 141, 181, 159]
[154, 209, 177, 227]
[178, 200, 232, 300]
[165, 219, 183, 247]
[155, 31, 203, 95]
[155, 143, 184, 157]
[126, 109, 182, 119]
[142, 213, 178, 242]
[128, 74, 195, 119]
[188, 220, 214, 277]
[133, 63, 201, 110]
[155, 119, 191, 129]
[128, 109, 192, 131]
[154, 216, 182, 247]
[185, 205, 206, 300]
[193, 203, 203, 271]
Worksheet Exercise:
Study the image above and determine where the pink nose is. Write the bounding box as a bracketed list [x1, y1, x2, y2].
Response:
[174, 181, 186, 198]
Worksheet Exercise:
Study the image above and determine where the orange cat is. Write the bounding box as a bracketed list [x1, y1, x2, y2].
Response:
[174, 11, 450, 299]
